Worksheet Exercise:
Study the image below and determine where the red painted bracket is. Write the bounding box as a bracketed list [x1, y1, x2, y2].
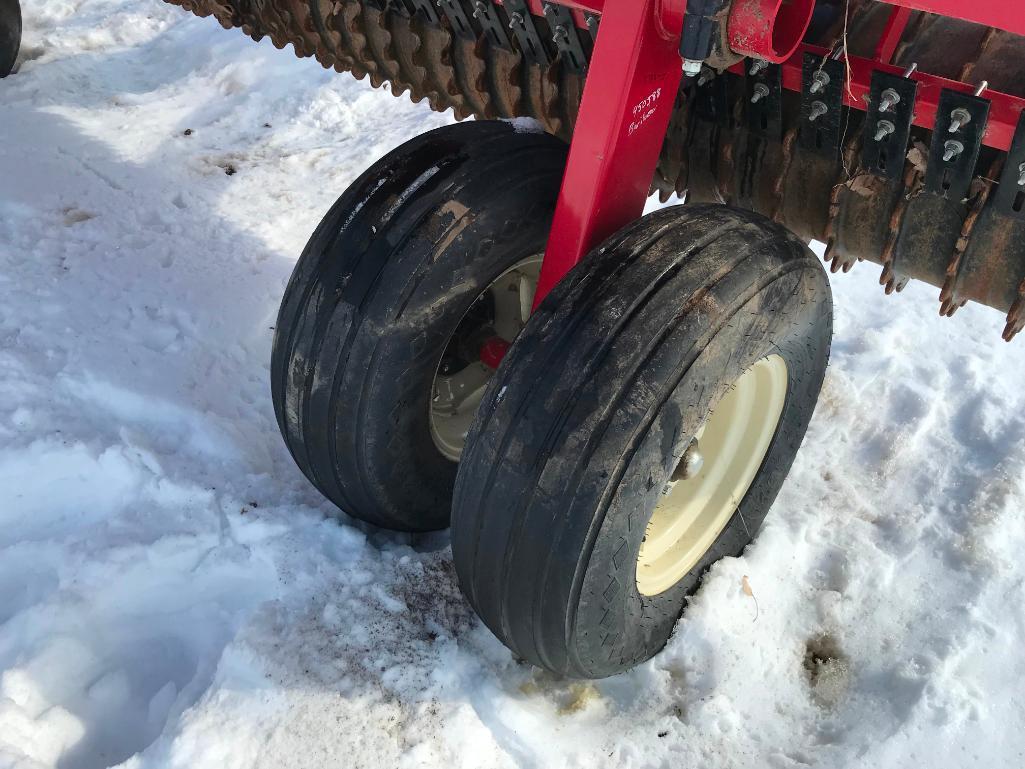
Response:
[534, 0, 686, 306]
[727, 0, 815, 62]
[874, 5, 912, 64]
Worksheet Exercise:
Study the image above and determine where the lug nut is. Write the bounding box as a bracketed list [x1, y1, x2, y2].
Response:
[749, 59, 768, 76]
[809, 70, 830, 94]
[879, 87, 901, 113]
[750, 83, 769, 104]
[873, 120, 896, 142]
[508, 11, 523, 28]
[808, 100, 828, 122]
[671, 440, 705, 482]
[948, 107, 972, 133]
[943, 140, 965, 162]
[1017, 162, 1025, 187]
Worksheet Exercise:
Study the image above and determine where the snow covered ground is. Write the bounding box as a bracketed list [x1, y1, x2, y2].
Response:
[2, 2, 1024, 767]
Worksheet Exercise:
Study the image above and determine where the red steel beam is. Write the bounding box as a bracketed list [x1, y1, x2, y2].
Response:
[551, 0, 602, 11]
[525, 0, 603, 13]
[876, 0, 1025, 37]
[873, 5, 912, 64]
[517, 0, 1024, 46]
[533, 0, 685, 305]
[523, 0, 1025, 37]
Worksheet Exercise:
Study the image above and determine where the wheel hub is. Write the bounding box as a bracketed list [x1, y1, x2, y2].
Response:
[429, 257, 541, 462]
[635, 354, 789, 597]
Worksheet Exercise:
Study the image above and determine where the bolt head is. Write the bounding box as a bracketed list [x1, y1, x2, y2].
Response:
[942, 139, 964, 162]
[682, 59, 703, 77]
[948, 107, 972, 133]
[873, 120, 895, 141]
[879, 88, 900, 112]
[672, 442, 704, 482]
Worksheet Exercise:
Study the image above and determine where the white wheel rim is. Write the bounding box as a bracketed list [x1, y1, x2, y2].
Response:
[429, 257, 541, 462]
[635, 354, 789, 597]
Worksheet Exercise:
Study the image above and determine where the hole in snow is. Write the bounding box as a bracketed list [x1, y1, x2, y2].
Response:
[803, 633, 851, 707]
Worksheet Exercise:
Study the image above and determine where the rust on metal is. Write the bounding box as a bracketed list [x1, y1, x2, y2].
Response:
[164, 0, 1025, 339]
[939, 167, 996, 317]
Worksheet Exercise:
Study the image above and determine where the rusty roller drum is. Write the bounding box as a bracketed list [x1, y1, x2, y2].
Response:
[165, 0, 1025, 339]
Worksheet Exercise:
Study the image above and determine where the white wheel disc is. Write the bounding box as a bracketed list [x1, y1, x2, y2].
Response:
[635, 354, 789, 597]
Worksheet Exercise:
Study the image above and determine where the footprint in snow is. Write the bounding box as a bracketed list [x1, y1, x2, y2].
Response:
[804, 633, 851, 708]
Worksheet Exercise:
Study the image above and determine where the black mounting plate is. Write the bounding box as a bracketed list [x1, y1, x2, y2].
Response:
[543, 2, 587, 72]
[505, 0, 550, 65]
[746, 64, 782, 140]
[406, 0, 439, 24]
[862, 70, 919, 180]
[993, 111, 1025, 220]
[924, 89, 990, 200]
[470, 0, 513, 50]
[798, 53, 845, 158]
[437, 0, 476, 39]
[695, 73, 735, 127]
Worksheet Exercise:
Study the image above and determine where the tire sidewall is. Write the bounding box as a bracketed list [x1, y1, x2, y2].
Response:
[0, 0, 20, 78]
[270, 120, 568, 531]
[351, 174, 561, 528]
[570, 261, 832, 677]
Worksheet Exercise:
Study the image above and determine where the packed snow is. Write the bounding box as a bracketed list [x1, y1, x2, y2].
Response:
[2, 2, 1024, 767]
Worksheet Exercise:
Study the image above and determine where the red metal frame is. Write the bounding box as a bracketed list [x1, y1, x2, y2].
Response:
[878, 0, 1025, 37]
[531, 0, 1025, 310]
[515, 0, 1025, 37]
[519, 0, 601, 20]
[873, 5, 913, 63]
[533, 0, 686, 305]
[727, 0, 816, 63]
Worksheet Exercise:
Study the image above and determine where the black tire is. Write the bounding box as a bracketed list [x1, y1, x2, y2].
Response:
[451, 204, 833, 678]
[0, 0, 20, 78]
[271, 121, 567, 531]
